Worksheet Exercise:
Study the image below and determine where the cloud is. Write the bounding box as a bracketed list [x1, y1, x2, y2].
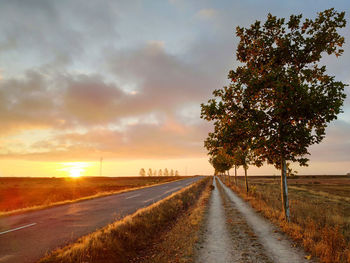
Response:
[0, 0, 349, 167]
[0, 119, 210, 161]
[309, 120, 350, 162]
[195, 9, 219, 20]
[0, 71, 60, 135]
[62, 75, 125, 124]
[106, 41, 217, 113]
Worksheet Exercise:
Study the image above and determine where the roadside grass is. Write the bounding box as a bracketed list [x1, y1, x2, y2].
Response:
[130, 177, 212, 263]
[0, 176, 185, 216]
[39, 177, 211, 263]
[223, 176, 350, 263]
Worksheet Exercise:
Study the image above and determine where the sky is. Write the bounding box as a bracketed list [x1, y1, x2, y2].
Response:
[0, 0, 349, 177]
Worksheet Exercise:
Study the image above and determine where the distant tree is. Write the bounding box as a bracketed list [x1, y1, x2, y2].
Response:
[139, 168, 146, 177]
[209, 148, 234, 183]
[175, 170, 179, 176]
[147, 168, 153, 177]
[232, 147, 258, 192]
[158, 169, 163, 176]
[164, 168, 169, 176]
[286, 163, 298, 177]
[170, 169, 174, 176]
[201, 99, 262, 191]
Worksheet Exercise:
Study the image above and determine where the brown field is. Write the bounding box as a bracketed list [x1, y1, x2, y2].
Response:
[226, 175, 350, 263]
[39, 177, 211, 263]
[0, 176, 185, 214]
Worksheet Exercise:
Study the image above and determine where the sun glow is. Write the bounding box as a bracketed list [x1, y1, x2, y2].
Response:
[59, 162, 91, 178]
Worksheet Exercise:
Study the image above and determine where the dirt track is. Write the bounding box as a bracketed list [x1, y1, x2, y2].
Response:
[195, 177, 317, 263]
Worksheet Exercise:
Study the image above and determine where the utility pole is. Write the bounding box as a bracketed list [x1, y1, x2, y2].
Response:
[100, 157, 103, 177]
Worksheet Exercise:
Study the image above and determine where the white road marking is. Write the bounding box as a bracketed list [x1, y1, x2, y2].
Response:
[0, 223, 37, 235]
[142, 183, 189, 204]
[125, 194, 141, 199]
[164, 186, 181, 194]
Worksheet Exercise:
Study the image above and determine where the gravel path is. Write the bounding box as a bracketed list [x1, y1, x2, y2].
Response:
[195, 177, 317, 263]
[218, 178, 317, 263]
[195, 177, 235, 263]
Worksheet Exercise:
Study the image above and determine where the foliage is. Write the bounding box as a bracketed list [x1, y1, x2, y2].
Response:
[230, 8, 347, 167]
[209, 148, 234, 174]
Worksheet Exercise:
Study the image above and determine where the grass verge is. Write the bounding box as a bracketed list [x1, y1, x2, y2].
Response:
[130, 177, 212, 263]
[222, 177, 350, 263]
[39, 177, 211, 263]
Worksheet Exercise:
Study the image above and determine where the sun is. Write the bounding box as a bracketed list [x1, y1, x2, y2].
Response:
[69, 167, 84, 177]
[59, 162, 91, 178]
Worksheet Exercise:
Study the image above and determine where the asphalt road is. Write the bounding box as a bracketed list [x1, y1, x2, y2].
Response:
[0, 176, 202, 263]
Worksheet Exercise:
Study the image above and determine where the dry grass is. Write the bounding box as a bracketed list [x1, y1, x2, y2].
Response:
[0, 176, 185, 216]
[131, 177, 213, 263]
[39, 177, 210, 263]
[224, 175, 350, 263]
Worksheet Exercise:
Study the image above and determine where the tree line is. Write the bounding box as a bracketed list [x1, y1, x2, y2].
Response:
[201, 8, 347, 221]
[139, 168, 180, 177]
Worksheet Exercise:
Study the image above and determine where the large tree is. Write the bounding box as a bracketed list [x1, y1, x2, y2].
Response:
[202, 8, 347, 221]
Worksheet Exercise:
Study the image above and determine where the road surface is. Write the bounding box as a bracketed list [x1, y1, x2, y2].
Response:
[0, 176, 202, 263]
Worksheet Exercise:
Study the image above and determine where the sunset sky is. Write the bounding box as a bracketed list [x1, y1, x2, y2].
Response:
[0, 0, 349, 177]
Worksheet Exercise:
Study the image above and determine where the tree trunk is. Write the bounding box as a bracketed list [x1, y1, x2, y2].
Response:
[244, 166, 249, 193]
[281, 158, 290, 222]
[227, 170, 230, 185]
[234, 165, 237, 186]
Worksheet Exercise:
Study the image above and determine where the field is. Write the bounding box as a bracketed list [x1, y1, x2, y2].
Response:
[0, 176, 184, 214]
[227, 175, 350, 263]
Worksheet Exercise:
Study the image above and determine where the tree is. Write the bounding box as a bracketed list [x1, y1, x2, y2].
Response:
[228, 8, 346, 221]
[139, 168, 146, 177]
[286, 163, 298, 177]
[170, 169, 174, 176]
[164, 168, 169, 176]
[233, 148, 252, 192]
[158, 169, 163, 176]
[202, 92, 262, 191]
[147, 168, 153, 177]
[209, 148, 234, 183]
[175, 170, 179, 176]
[153, 169, 157, 176]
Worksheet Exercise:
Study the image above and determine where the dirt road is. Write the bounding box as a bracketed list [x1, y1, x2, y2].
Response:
[195, 177, 316, 263]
